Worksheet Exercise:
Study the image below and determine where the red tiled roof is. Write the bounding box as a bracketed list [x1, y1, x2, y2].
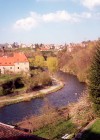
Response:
[0, 53, 28, 66]
[0, 123, 47, 140]
[14, 52, 28, 63]
[0, 57, 14, 66]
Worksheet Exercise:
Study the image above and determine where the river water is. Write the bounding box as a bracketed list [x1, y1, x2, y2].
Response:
[0, 71, 86, 124]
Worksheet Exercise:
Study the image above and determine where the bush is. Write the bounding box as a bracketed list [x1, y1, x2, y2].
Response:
[2, 80, 14, 95]
[68, 92, 95, 126]
[0, 86, 4, 96]
[39, 72, 52, 86]
[14, 77, 24, 89]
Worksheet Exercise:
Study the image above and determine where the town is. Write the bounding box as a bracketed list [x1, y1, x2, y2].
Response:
[0, 0, 100, 139]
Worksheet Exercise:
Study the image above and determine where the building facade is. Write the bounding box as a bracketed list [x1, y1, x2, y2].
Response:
[0, 52, 29, 74]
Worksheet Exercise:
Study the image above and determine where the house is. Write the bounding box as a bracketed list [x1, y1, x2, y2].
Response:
[0, 52, 29, 74]
[7, 44, 12, 49]
[0, 122, 47, 140]
[21, 44, 27, 48]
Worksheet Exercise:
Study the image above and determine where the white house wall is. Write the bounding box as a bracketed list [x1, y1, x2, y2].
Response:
[14, 62, 29, 73]
[0, 66, 14, 74]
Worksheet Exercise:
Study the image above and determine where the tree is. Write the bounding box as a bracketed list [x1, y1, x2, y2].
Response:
[89, 41, 100, 115]
[34, 55, 45, 68]
[47, 57, 58, 73]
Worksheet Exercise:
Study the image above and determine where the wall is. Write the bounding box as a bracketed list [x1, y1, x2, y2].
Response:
[0, 66, 14, 74]
[14, 62, 29, 73]
[0, 62, 29, 74]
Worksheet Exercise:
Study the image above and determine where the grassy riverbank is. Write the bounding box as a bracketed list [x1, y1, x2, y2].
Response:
[17, 105, 77, 140]
[17, 92, 97, 140]
[33, 119, 76, 140]
[0, 78, 64, 108]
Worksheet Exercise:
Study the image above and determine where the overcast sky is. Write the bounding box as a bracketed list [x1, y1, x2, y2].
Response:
[0, 0, 100, 44]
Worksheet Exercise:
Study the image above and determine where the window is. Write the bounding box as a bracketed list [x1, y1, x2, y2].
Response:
[18, 67, 19, 69]
[10, 67, 12, 69]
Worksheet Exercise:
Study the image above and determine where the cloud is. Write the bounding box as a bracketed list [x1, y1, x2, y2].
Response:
[14, 12, 40, 30]
[13, 10, 95, 31]
[80, 0, 100, 9]
[42, 11, 78, 22]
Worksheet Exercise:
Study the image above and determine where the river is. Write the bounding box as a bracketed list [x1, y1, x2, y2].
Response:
[0, 71, 86, 124]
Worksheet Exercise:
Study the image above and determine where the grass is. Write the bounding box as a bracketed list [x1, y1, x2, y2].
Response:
[90, 119, 100, 133]
[13, 87, 27, 92]
[0, 75, 13, 84]
[33, 119, 77, 140]
[81, 119, 100, 140]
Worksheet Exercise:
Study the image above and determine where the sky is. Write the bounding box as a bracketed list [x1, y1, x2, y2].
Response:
[0, 0, 100, 44]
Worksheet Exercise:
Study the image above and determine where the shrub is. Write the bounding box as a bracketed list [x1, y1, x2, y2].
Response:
[69, 92, 95, 126]
[0, 86, 4, 96]
[14, 77, 24, 89]
[2, 80, 14, 95]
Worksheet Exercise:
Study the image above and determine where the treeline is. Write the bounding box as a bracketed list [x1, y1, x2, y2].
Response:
[0, 71, 52, 96]
[57, 40, 99, 83]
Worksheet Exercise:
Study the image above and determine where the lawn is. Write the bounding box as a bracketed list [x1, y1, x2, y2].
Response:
[0, 75, 13, 83]
[33, 119, 77, 140]
[81, 119, 100, 140]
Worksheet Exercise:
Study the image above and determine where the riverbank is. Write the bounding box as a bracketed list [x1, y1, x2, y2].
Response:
[0, 77, 64, 108]
[16, 91, 95, 140]
[17, 106, 77, 140]
[61, 69, 88, 84]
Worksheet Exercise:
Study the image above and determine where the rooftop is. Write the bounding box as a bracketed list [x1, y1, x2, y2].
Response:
[0, 122, 47, 140]
[0, 52, 28, 66]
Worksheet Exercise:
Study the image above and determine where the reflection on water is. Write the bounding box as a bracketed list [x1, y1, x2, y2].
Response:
[0, 71, 86, 124]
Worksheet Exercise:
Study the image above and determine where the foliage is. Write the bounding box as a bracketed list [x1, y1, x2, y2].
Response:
[0, 87, 3, 96]
[38, 72, 52, 86]
[1, 77, 25, 95]
[57, 40, 97, 82]
[47, 57, 58, 73]
[69, 92, 95, 126]
[31, 71, 52, 88]
[28, 58, 35, 67]
[0, 70, 52, 96]
[0, 75, 14, 84]
[2, 80, 14, 95]
[34, 55, 45, 68]
[89, 41, 100, 116]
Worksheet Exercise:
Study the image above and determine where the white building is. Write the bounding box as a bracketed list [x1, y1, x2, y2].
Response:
[0, 52, 29, 74]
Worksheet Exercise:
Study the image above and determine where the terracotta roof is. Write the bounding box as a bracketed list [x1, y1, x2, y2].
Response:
[0, 57, 14, 66]
[14, 52, 28, 63]
[0, 53, 28, 66]
[0, 123, 47, 140]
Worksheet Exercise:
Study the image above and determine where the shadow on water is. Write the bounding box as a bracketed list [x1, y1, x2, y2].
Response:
[80, 130, 100, 140]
